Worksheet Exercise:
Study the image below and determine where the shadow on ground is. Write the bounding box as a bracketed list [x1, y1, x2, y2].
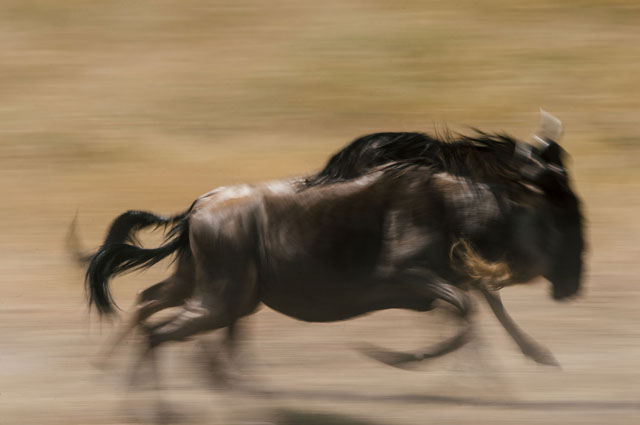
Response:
[244, 386, 640, 412]
[275, 408, 382, 425]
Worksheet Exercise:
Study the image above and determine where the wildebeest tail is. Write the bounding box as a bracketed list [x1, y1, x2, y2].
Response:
[86, 209, 191, 315]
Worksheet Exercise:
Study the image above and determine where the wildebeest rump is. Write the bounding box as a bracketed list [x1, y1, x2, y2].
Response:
[82, 111, 584, 375]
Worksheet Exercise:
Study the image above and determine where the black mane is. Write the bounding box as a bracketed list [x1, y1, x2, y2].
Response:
[305, 131, 521, 187]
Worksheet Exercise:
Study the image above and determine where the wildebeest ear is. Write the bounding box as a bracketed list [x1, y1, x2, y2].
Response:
[530, 108, 563, 148]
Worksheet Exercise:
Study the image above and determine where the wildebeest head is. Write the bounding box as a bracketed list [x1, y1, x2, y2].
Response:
[515, 110, 585, 300]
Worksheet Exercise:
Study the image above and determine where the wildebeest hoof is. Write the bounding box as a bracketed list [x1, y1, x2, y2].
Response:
[355, 343, 422, 370]
[526, 347, 561, 368]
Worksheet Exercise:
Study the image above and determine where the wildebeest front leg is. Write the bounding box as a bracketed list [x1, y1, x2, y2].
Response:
[480, 288, 560, 367]
[360, 272, 474, 369]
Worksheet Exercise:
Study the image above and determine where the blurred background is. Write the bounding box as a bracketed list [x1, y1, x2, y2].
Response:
[1, 1, 639, 424]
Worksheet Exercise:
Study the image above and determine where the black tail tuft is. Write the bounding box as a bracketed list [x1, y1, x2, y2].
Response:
[85, 210, 190, 315]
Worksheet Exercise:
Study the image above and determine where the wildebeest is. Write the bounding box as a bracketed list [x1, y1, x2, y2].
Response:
[81, 111, 584, 380]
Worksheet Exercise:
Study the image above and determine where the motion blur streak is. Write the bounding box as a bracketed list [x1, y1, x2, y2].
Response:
[1, 1, 639, 424]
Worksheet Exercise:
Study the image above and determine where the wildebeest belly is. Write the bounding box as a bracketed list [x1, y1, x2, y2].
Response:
[259, 272, 434, 322]
[258, 208, 389, 321]
[256, 193, 439, 322]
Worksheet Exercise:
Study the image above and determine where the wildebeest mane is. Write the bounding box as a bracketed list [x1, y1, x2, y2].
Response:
[306, 131, 522, 187]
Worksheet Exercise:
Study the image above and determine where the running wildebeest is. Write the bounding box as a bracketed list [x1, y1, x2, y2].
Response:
[81, 111, 584, 381]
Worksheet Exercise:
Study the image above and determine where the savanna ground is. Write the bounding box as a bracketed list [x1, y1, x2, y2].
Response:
[1, 1, 639, 424]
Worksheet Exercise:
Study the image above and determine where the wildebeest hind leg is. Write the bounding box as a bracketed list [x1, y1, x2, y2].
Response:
[95, 272, 195, 368]
[94, 300, 164, 370]
[480, 288, 560, 367]
[359, 272, 474, 369]
[126, 299, 234, 394]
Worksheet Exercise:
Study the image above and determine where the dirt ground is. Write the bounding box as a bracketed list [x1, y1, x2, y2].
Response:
[1, 1, 639, 424]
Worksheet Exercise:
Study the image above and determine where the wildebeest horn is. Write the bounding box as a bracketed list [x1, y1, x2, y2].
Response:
[530, 109, 563, 148]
